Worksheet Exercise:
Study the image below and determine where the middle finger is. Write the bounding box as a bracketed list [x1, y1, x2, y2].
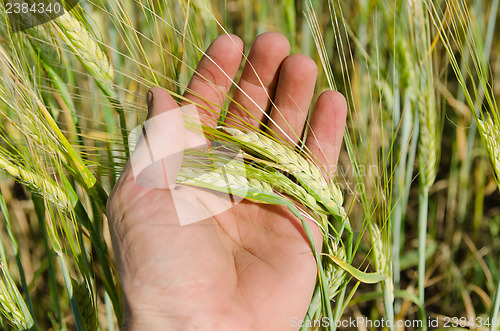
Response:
[267, 54, 318, 145]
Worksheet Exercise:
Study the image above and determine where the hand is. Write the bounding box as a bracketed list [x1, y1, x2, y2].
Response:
[107, 32, 347, 330]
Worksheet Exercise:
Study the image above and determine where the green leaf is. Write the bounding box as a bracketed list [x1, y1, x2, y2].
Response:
[326, 254, 385, 284]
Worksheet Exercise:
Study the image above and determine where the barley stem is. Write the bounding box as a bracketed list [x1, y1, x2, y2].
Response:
[490, 273, 500, 331]
[418, 185, 428, 331]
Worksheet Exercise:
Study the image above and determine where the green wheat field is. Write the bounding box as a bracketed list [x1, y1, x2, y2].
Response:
[0, 0, 499, 330]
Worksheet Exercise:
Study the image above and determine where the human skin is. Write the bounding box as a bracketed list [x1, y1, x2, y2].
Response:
[106, 32, 347, 330]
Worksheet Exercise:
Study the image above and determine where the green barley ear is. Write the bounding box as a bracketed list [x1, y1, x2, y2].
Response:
[369, 224, 392, 281]
[72, 279, 98, 331]
[477, 114, 500, 188]
[222, 128, 347, 220]
[53, 9, 130, 157]
[0, 149, 74, 210]
[0, 263, 32, 330]
[181, 148, 336, 235]
[324, 242, 346, 298]
[54, 11, 115, 97]
[369, 223, 394, 319]
[178, 162, 274, 199]
[180, 150, 316, 209]
[418, 92, 440, 189]
[0, 278, 26, 329]
[304, 241, 346, 324]
[411, 1, 441, 189]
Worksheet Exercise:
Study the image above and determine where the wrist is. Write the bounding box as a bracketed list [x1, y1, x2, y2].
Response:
[121, 295, 179, 331]
[122, 308, 179, 331]
[121, 299, 252, 331]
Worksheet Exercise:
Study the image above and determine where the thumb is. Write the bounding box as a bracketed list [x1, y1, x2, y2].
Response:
[129, 87, 185, 189]
[146, 86, 179, 119]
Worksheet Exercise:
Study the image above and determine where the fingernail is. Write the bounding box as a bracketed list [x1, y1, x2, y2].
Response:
[147, 90, 154, 110]
[146, 90, 154, 119]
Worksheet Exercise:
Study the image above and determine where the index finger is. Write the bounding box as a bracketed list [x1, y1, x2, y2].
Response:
[182, 34, 244, 128]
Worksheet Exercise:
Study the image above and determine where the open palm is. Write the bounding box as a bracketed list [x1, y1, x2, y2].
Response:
[107, 32, 347, 330]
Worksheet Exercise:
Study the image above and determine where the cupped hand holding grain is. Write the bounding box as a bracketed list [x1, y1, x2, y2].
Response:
[107, 32, 347, 330]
